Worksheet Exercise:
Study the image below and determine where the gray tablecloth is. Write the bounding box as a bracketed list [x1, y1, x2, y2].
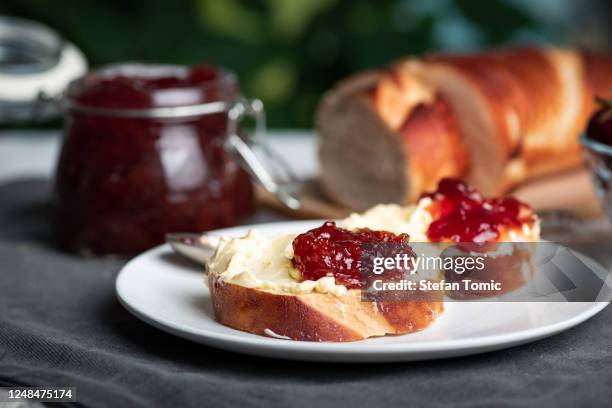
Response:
[1, 178, 611, 408]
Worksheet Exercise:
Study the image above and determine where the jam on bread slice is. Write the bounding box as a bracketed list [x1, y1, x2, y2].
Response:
[291, 221, 413, 288]
[209, 222, 443, 342]
[422, 178, 539, 298]
[423, 178, 538, 244]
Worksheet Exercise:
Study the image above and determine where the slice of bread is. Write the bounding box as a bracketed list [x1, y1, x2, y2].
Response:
[441, 242, 536, 299]
[209, 272, 444, 342]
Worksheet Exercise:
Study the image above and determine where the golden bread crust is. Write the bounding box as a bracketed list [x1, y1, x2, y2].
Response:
[209, 273, 444, 342]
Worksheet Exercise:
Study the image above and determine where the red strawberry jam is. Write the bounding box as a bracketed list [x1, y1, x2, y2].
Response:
[291, 221, 414, 288]
[423, 178, 535, 244]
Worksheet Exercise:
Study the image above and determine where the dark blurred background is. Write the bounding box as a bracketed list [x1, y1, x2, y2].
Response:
[1, 0, 610, 128]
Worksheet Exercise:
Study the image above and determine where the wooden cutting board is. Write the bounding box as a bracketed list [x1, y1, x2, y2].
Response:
[257, 167, 603, 220]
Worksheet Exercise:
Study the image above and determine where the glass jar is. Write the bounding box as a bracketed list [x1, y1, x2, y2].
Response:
[581, 133, 612, 221]
[52, 64, 255, 255]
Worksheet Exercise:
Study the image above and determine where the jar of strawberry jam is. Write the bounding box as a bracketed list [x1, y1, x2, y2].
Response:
[52, 64, 260, 255]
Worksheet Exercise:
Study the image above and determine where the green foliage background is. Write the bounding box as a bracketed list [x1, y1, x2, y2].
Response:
[1, 0, 607, 128]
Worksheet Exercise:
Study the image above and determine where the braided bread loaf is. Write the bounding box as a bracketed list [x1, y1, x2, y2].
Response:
[317, 47, 612, 210]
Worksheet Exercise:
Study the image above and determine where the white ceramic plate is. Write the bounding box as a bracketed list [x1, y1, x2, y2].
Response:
[116, 220, 609, 362]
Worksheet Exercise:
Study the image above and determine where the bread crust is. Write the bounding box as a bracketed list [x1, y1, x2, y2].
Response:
[399, 96, 469, 201]
[209, 273, 444, 342]
[584, 51, 612, 101]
